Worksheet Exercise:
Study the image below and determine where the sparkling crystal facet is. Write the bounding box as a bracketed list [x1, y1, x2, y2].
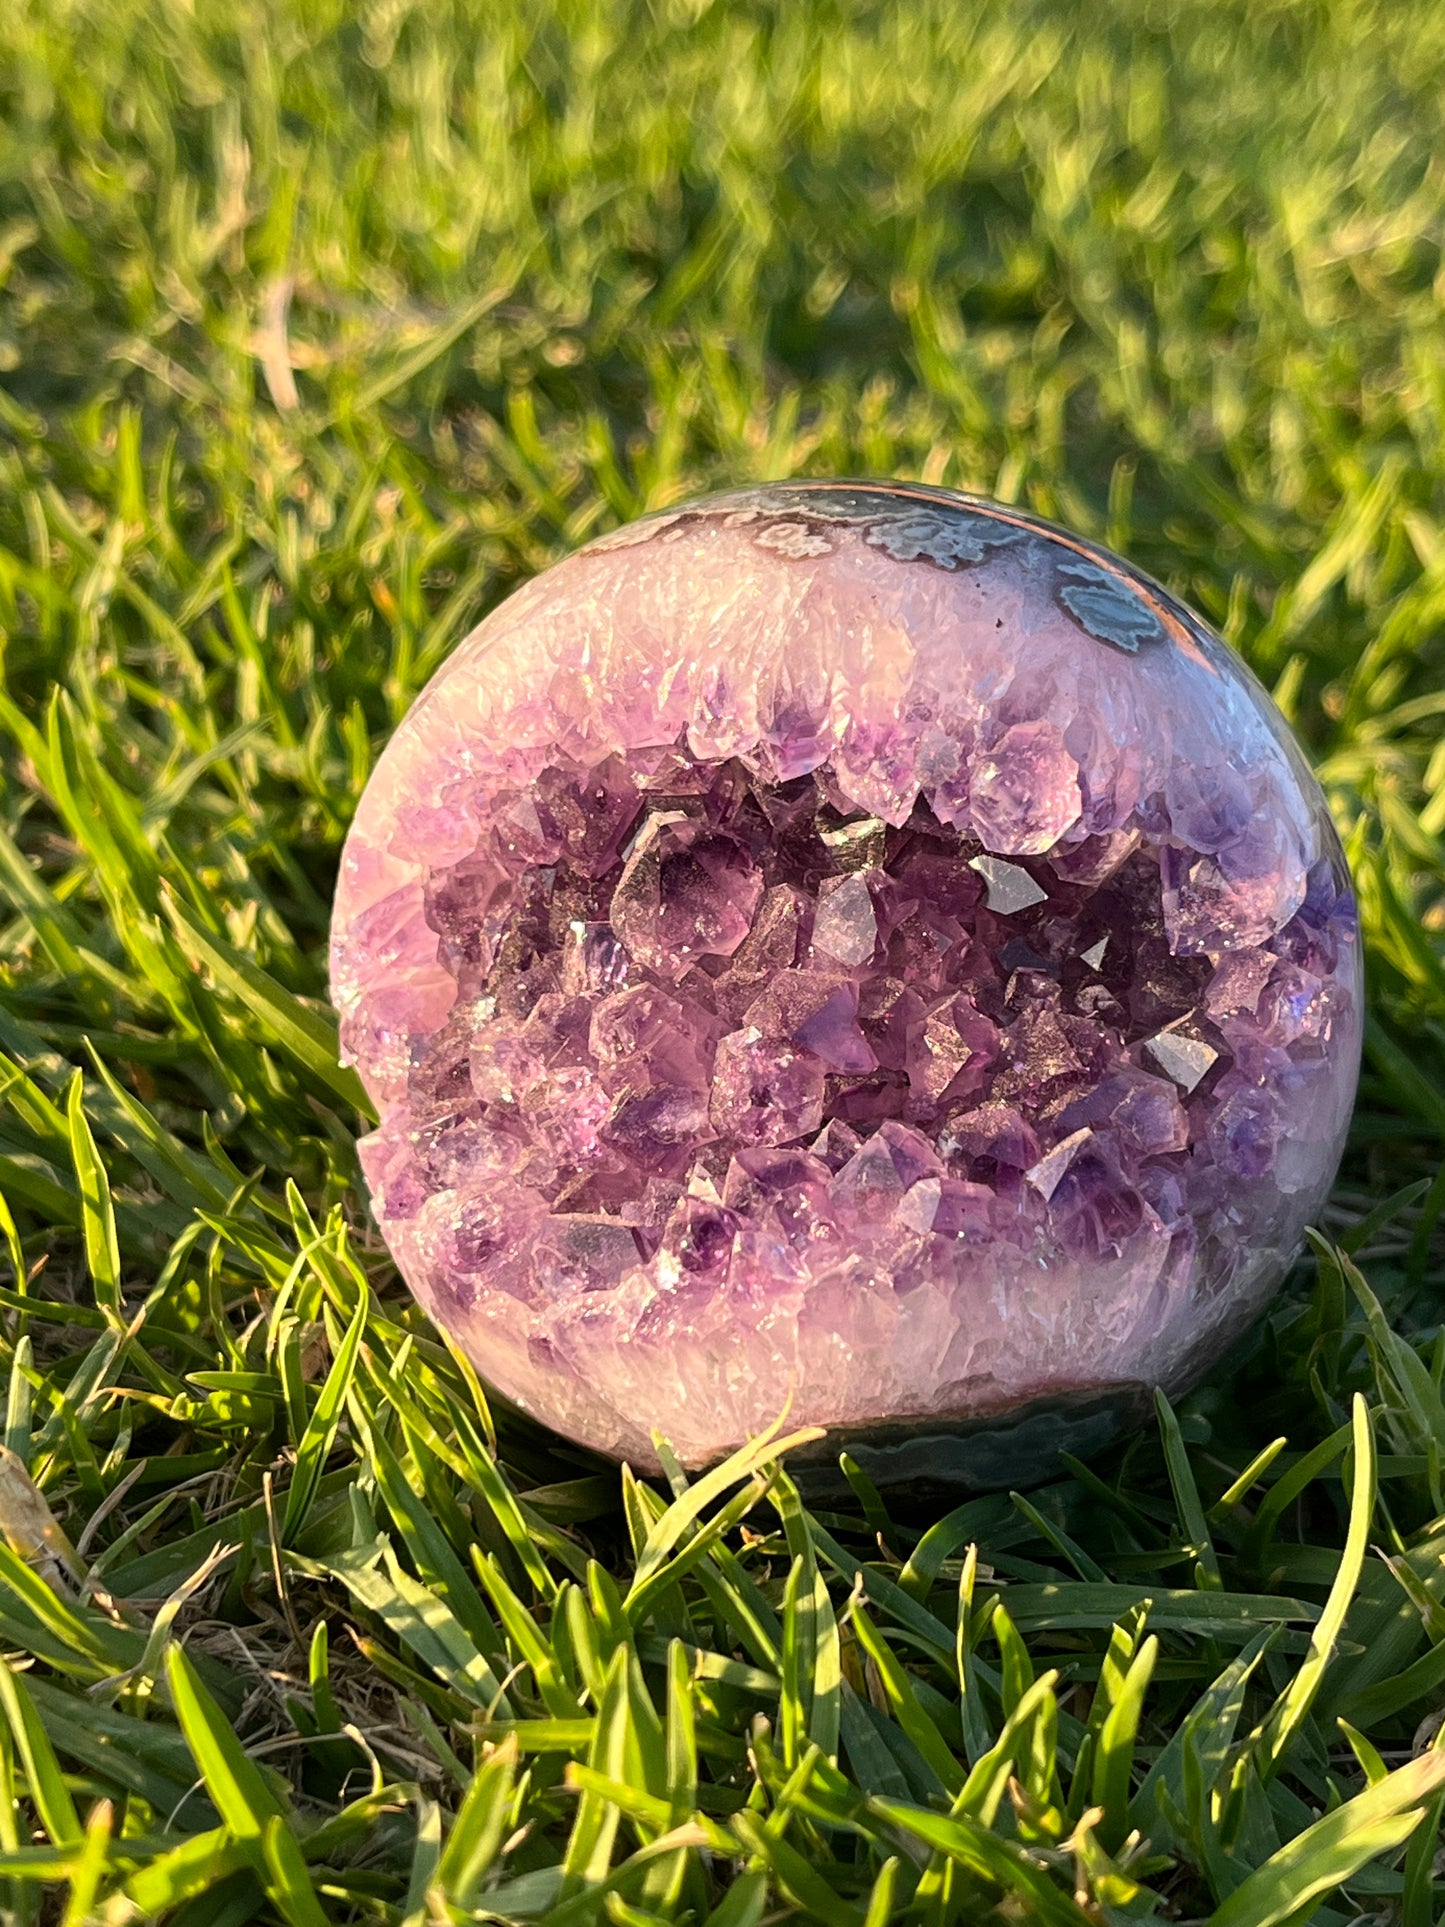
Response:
[331, 483, 1362, 1473]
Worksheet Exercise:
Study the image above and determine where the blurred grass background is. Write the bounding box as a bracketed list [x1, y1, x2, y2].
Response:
[1, 0, 1445, 1921]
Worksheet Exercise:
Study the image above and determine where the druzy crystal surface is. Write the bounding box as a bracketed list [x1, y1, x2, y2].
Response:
[331, 484, 1362, 1472]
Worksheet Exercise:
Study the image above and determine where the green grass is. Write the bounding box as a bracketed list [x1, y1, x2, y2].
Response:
[0, 0, 1444, 1919]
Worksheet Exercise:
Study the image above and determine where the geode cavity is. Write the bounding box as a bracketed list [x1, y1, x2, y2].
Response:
[330, 483, 1362, 1471]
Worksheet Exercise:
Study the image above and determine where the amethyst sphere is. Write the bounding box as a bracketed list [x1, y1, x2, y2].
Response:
[331, 483, 1361, 1478]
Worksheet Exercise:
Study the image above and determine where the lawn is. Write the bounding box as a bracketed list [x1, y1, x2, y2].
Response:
[1, 0, 1445, 1919]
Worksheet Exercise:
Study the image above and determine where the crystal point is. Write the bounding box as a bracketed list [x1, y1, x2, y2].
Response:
[969, 854, 1049, 914]
[811, 871, 880, 967]
[1142, 1026, 1219, 1094]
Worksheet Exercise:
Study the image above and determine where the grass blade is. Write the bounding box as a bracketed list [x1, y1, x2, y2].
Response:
[64, 1072, 120, 1321]
[281, 1290, 367, 1545]
[1206, 1749, 1445, 1927]
[162, 886, 373, 1118]
[1257, 1394, 1375, 1780]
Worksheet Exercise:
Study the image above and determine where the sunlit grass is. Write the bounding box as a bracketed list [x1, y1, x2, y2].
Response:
[0, 0, 1443, 1919]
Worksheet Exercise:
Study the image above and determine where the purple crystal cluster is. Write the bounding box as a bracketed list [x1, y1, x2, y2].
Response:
[331, 485, 1361, 1470]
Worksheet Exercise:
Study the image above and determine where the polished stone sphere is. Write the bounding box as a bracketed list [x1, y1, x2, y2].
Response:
[330, 483, 1361, 1481]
